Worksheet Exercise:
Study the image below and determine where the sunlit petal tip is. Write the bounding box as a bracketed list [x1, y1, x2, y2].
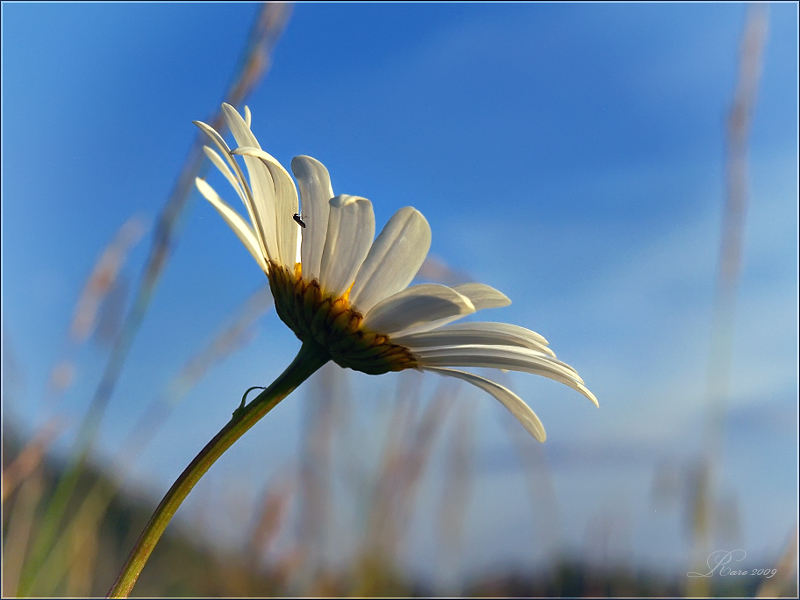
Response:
[453, 283, 511, 310]
[291, 154, 327, 171]
[581, 384, 600, 407]
[330, 194, 368, 208]
[221, 102, 246, 128]
[411, 344, 594, 403]
[192, 119, 212, 133]
[194, 177, 217, 197]
[290, 156, 334, 195]
[425, 367, 546, 442]
[232, 147, 296, 187]
[194, 120, 228, 146]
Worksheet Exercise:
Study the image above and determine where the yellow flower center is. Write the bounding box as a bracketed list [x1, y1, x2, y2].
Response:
[267, 263, 417, 375]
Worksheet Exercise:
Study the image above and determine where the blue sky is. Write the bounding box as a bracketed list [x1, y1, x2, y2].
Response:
[2, 2, 797, 584]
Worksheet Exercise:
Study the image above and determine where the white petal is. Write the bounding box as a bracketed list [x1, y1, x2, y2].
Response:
[349, 207, 432, 314]
[243, 105, 252, 128]
[413, 344, 577, 377]
[382, 282, 507, 339]
[414, 343, 583, 382]
[424, 367, 546, 442]
[195, 119, 274, 263]
[194, 120, 251, 205]
[233, 146, 299, 268]
[392, 322, 556, 357]
[194, 119, 234, 156]
[386, 288, 504, 338]
[318, 195, 375, 297]
[203, 146, 246, 206]
[453, 283, 511, 310]
[291, 156, 334, 283]
[195, 178, 268, 273]
[387, 313, 469, 339]
[296, 226, 302, 265]
[221, 103, 260, 149]
[413, 344, 598, 406]
[362, 284, 474, 336]
[220, 104, 280, 265]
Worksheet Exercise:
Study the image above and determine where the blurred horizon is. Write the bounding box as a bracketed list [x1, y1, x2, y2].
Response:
[2, 2, 797, 595]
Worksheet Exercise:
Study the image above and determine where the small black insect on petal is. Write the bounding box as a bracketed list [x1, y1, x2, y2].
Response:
[293, 213, 306, 228]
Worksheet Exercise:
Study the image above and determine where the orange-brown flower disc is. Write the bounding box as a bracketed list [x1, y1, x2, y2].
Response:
[268, 263, 417, 375]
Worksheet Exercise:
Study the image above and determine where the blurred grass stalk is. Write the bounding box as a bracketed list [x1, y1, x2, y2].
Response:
[246, 468, 296, 578]
[293, 362, 343, 589]
[437, 392, 475, 588]
[2, 470, 45, 597]
[46, 215, 148, 411]
[4, 215, 148, 504]
[14, 4, 291, 595]
[689, 5, 768, 596]
[3, 214, 147, 597]
[2, 418, 66, 504]
[499, 384, 563, 568]
[355, 375, 457, 595]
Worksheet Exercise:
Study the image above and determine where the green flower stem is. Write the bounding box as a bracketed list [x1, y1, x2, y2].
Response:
[107, 342, 329, 598]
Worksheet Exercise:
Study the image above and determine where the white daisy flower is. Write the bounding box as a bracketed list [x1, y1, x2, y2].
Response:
[194, 103, 597, 442]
